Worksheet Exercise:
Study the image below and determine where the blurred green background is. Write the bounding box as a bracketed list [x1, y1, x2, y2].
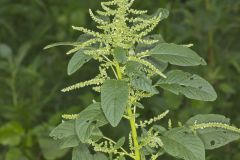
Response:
[0, 0, 239, 160]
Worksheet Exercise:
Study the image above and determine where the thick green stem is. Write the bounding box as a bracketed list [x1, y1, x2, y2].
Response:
[127, 107, 141, 160]
[115, 62, 141, 160]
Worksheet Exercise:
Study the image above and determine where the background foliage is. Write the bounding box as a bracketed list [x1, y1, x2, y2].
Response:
[0, 0, 239, 159]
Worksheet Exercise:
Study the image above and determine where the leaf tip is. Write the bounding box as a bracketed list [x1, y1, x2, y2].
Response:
[43, 45, 50, 50]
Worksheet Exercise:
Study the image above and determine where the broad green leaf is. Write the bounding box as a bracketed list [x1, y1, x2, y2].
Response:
[44, 42, 80, 50]
[150, 43, 206, 66]
[161, 127, 205, 160]
[0, 122, 24, 146]
[75, 120, 94, 143]
[101, 80, 129, 127]
[156, 70, 217, 101]
[131, 75, 158, 94]
[114, 137, 125, 149]
[38, 136, 69, 159]
[145, 57, 168, 72]
[197, 128, 240, 150]
[67, 50, 91, 75]
[78, 102, 108, 127]
[59, 135, 80, 149]
[0, 43, 12, 60]
[186, 114, 240, 150]
[72, 145, 93, 160]
[125, 61, 142, 75]
[50, 104, 106, 144]
[72, 146, 107, 160]
[93, 153, 108, 160]
[91, 128, 103, 142]
[113, 47, 127, 64]
[153, 125, 167, 134]
[49, 120, 75, 139]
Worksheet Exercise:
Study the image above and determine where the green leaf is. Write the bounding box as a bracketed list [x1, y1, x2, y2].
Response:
[72, 146, 107, 160]
[131, 74, 158, 94]
[114, 137, 125, 149]
[0, 122, 24, 146]
[125, 61, 142, 75]
[156, 70, 217, 101]
[161, 127, 205, 160]
[49, 120, 75, 139]
[72, 145, 93, 160]
[78, 102, 108, 127]
[101, 80, 129, 127]
[44, 42, 80, 50]
[91, 128, 103, 142]
[75, 120, 94, 143]
[186, 114, 240, 150]
[113, 47, 127, 64]
[150, 43, 206, 66]
[67, 50, 91, 75]
[38, 136, 69, 159]
[50, 103, 106, 144]
[145, 57, 168, 72]
[153, 125, 167, 134]
[0, 43, 12, 60]
[59, 135, 80, 149]
[93, 153, 108, 160]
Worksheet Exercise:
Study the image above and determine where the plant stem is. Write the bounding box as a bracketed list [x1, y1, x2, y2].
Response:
[115, 63, 122, 80]
[127, 106, 141, 160]
[115, 62, 141, 160]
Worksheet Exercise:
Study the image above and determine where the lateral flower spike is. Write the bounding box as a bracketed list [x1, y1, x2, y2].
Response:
[128, 57, 167, 78]
[62, 114, 80, 120]
[136, 110, 169, 128]
[61, 78, 104, 92]
[191, 122, 240, 134]
[72, 26, 101, 37]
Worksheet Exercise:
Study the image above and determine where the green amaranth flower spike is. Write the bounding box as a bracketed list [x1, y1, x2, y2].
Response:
[191, 122, 240, 134]
[136, 110, 169, 128]
[45, 0, 168, 94]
